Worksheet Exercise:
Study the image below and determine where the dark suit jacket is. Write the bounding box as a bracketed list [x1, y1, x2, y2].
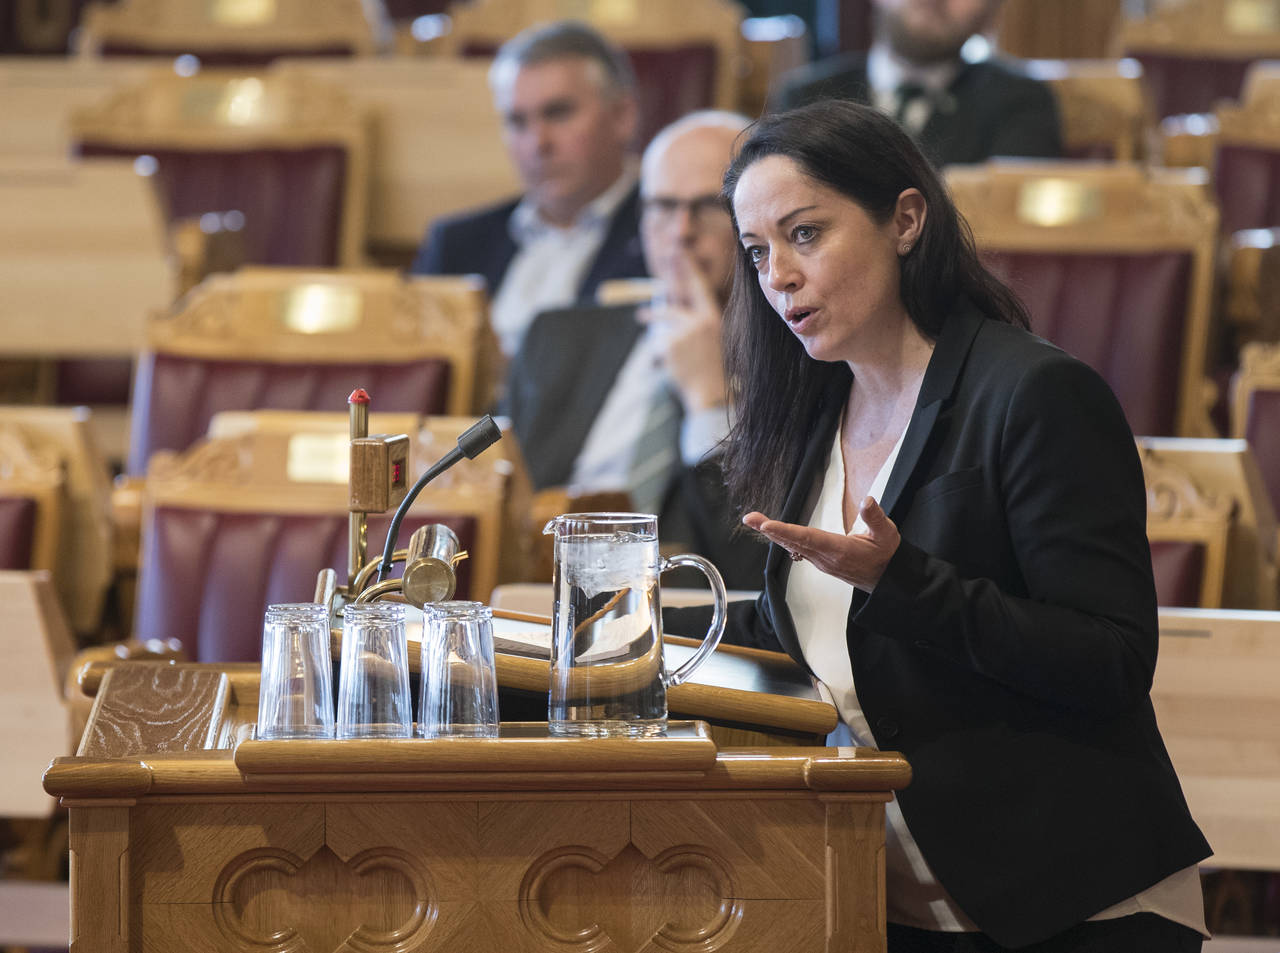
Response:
[409, 187, 648, 302]
[669, 307, 1209, 947]
[503, 303, 766, 590]
[772, 53, 1062, 167]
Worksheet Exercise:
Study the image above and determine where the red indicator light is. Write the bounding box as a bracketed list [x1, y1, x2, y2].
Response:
[392, 461, 403, 485]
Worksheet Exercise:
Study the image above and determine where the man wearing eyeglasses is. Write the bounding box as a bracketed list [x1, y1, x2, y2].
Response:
[504, 110, 765, 588]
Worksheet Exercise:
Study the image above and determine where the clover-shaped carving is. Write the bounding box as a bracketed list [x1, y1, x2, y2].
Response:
[519, 843, 743, 952]
[213, 844, 436, 953]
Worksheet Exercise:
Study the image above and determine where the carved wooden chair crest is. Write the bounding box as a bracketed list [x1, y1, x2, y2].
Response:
[1139, 443, 1235, 607]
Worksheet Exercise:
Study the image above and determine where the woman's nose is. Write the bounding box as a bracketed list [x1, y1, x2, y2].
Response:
[766, 249, 800, 293]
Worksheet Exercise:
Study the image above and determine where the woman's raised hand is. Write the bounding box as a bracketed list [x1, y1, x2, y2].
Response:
[743, 496, 901, 591]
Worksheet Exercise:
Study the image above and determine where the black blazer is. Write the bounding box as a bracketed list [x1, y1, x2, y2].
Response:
[672, 308, 1209, 947]
[772, 53, 1062, 167]
[504, 303, 766, 590]
[408, 187, 648, 302]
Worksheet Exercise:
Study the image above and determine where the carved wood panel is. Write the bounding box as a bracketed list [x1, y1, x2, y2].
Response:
[112, 793, 884, 951]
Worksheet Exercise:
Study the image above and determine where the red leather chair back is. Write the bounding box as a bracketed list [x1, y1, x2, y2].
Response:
[1244, 386, 1280, 516]
[134, 508, 477, 662]
[1149, 539, 1207, 607]
[1130, 53, 1252, 118]
[1214, 143, 1280, 235]
[0, 496, 37, 570]
[127, 353, 451, 475]
[982, 250, 1192, 436]
[461, 42, 716, 146]
[77, 142, 348, 267]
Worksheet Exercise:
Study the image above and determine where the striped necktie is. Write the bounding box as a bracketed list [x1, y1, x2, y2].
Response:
[627, 380, 682, 516]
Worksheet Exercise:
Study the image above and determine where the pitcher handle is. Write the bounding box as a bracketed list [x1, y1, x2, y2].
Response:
[659, 553, 727, 688]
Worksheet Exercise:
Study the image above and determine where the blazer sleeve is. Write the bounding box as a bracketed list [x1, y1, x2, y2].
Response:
[987, 75, 1063, 159]
[855, 354, 1157, 718]
[409, 219, 449, 275]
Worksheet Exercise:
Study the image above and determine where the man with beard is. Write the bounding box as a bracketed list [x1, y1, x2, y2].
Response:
[772, 0, 1061, 167]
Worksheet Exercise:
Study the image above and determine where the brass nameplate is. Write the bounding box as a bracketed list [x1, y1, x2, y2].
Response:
[281, 285, 363, 334]
[209, 0, 276, 26]
[1226, 0, 1279, 33]
[286, 433, 348, 484]
[1016, 178, 1104, 227]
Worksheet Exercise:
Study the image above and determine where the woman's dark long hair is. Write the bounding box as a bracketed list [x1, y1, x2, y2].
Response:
[720, 100, 1029, 519]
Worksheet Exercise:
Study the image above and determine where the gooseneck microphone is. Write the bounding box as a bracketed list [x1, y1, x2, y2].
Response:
[375, 415, 503, 582]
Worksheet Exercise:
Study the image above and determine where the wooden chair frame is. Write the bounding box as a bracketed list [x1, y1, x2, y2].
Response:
[0, 426, 65, 576]
[272, 56, 522, 254]
[1024, 57, 1151, 161]
[435, 0, 747, 113]
[1140, 442, 1235, 607]
[203, 409, 535, 590]
[1138, 436, 1279, 609]
[946, 161, 1220, 438]
[76, 0, 389, 58]
[70, 69, 372, 268]
[1120, 0, 1280, 59]
[138, 424, 512, 630]
[1231, 340, 1280, 437]
[0, 407, 115, 636]
[145, 267, 494, 416]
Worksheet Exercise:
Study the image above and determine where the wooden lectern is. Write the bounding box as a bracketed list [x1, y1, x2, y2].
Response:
[47, 653, 909, 952]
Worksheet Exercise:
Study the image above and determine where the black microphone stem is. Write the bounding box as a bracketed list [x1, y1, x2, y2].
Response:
[374, 415, 502, 583]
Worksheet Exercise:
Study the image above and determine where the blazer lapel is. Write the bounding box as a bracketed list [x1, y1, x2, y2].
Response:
[879, 308, 984, 518]
[761, 379, 847, 667]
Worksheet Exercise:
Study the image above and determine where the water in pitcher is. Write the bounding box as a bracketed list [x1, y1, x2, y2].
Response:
[549, 530, 666, 736]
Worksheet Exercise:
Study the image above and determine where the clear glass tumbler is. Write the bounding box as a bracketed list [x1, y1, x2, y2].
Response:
[419, 601, 500, 739]
[336, 602, 413, 739]
[256, 603, 335, 740]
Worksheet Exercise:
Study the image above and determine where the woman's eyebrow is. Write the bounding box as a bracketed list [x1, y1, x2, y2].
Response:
[737, 205, 821, 241]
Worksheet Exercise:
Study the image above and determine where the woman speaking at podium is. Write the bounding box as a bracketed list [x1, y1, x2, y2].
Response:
[701, 101, 1211, 952]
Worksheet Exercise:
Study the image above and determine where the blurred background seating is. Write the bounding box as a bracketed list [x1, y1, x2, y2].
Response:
[947, 160, 1219, 438]
[70, 69, 372, 268]
[129, 412, 526, 662]
[75, 0, 390, 63]
[125, 266, 494, 475]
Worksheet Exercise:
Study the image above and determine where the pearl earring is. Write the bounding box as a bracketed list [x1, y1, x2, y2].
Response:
[900, 243, 912, 254]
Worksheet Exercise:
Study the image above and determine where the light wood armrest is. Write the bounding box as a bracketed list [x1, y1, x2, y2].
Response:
[1225, 228, 1280, 340]
[169, 216, 246, 296]
[1159, 112, 1219, 168]
[65, 638, 185, 750]
[111, 474, 145, 573]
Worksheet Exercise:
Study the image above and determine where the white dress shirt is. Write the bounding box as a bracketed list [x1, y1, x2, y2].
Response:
[489, 165, 638, 357]
[569, 321, 729, 493]
[865, 41, 961, 135]
[787, 424, 1208, 936]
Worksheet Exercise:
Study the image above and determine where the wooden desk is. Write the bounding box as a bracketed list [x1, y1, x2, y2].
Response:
[0, 571, 75, 820]
[1154, 607, 1280, 870]
[47, 660, 907, 952]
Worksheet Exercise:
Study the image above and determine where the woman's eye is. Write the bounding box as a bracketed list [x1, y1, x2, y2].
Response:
[746, 245, 766, 265]
[793, 225, 816, 243]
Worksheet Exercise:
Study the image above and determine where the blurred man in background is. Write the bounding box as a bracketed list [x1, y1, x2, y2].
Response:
[772, 0, 1061, 166]
[504, 110, 764, 589]
[411, 21, 647, 358]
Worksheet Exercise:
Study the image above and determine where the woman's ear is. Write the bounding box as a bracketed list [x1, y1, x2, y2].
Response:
[894, 188, 927, 248]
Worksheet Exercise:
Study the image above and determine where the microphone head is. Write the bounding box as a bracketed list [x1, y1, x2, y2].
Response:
[456, 415, 502, 459]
